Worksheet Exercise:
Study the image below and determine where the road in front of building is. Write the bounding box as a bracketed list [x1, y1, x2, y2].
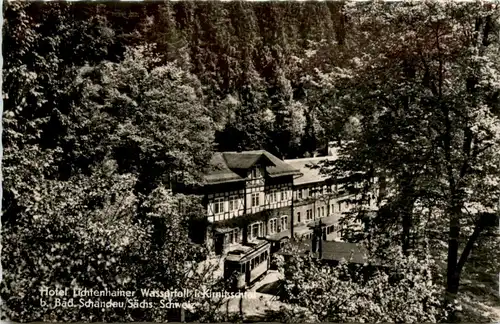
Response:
[191, 255, 288, 320]
[221, 269, 287, 320]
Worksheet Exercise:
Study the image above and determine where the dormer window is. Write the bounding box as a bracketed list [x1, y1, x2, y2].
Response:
[251, 168, 258, 179]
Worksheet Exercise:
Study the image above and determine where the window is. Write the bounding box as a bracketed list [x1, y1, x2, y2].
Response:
[322, 206, 325, 217]
[331, 204, 335, 213]
[317, 207, 320, 218]
[338, 202, 342, 212]
[306, 209, 313, 221]
[298, 189, 302, 199]
[252, 224, 259, 239]
[213, 198, 224, 215]
[281, 216, 288, 231]
[248, 222, 262, 241]
[272, 191, 277, 203]
[269, 219, 277, 234]
[229, 196, 239, 211]
[251, 168, 258, 179]
[281, 190, 287, 201]
[252, 193, 260, 207]
[228, 229, 239, 244]
[297, 212, 301, 223]
[302, 189, 307, 198]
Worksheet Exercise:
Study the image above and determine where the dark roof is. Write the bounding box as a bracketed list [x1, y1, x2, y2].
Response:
[223, 152, 273, 169]
[266, 229, 291, 242]
[284, 156, 337, 186]
[205, 153, 242, 184]
[320, 241, 368, 264]
[204, 150, 300, 184]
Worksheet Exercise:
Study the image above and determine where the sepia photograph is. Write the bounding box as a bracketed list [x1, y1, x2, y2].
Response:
[1, 0, 500, 322]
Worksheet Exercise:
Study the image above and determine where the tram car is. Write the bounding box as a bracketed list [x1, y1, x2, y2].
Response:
[223, 240, 271, 290]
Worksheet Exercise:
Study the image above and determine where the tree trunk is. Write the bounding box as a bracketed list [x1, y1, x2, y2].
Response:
[445, 198, 462, 321]
[399, 176, 416, 255]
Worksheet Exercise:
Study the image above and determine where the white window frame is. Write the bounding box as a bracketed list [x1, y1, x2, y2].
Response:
[248, 221, 262, 241]
[270, 190, 277, 203]
[229, 196, 239, 211]
[281, 216, 288, 231]
[227, 229, 239, 244]
[269, 219, 277, 234]
[252, 193, 260, 207]
[213, 198, 224, 215]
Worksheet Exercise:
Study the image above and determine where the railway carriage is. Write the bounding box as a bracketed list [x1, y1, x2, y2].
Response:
[223, 240, 271, 290]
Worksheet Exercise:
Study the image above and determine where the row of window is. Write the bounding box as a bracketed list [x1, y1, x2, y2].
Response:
[249, 250, 268, 270]
[213, 196, 242, 215]
[213, 192, 290, 215]
[297, 202, 351, 223]
[301, 225, 335, 239]
[267, 189, 289, 204]
[246, 216, 289, 241]
[215, 196, 354, 219]
[297, 185, 338, 200]
[268, 216, 288, 234]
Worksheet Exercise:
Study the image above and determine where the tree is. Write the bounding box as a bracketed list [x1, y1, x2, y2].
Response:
[274, 245, 445, 323]
[2, 41, 218, 321]
[318, 1, 500, 318]
[71, 45, 215, 193]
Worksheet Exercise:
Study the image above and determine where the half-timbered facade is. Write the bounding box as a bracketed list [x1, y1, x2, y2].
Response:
[203, 151, 299, 255]
[198, 149, 378, 257]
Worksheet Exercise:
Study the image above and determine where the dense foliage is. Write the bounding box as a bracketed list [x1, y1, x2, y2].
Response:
[2, 0, 500, 322]
[320, 1, 500, 321]
[275, 247, 445, 323]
